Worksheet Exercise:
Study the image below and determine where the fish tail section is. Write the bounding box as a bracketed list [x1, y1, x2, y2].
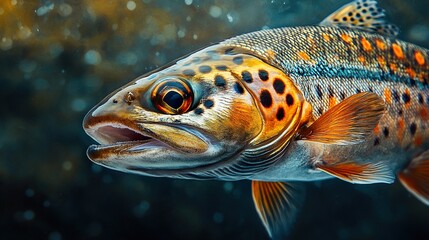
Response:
[398, 150, 429, 205]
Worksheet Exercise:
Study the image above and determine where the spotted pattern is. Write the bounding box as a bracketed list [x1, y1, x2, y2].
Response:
[203, 99, 214, 109]
[276, 107, 285, 121]
[241, 71, 253, 83]
[183, 69, 196, 77]
[273, 78, 285, 94]
[214, 75, 226, 87]
[260, 90, 273, 108]
[258, 69, 269, 81]
[199, 65, 212, 73]
[234, 82, 245, 94]
[286, 94, 294, 106]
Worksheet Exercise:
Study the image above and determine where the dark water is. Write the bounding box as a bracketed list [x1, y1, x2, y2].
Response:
[1, 0, 429, 239]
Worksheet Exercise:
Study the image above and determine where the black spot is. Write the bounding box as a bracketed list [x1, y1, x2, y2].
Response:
[418, 93, 424, 104]
[214, 75, 226, 87]
[241, 71, 253, 83]
[183, 69, 196, 77]
[402, 92, 411, 103]
[260, 90, 273, 108]
[383, 127, 389, 138]
[112, 99, 118, 103]
[194, 108, 204, 115]
[273, 78, 285, 94]
[203, 99, 214, 109]
[276, 107, 285, 121]
[192, 57, 201, 63]
[410, 123, 417, 135]
[286, 94, 294, 106]
[224, 48, 234, 55]
[328, 85, 334, 97]
[398, 109, 403, 116]
[340, 92, 346, 100]
[348, 12, 353, 16]
[374, 137, 380, 146]
[215, 65, 227, 71]
[199, 65, 212, 73]
[342, 17, 348, 21]
[258, 69, 269, 81]
[392, 90, 400, 102]
[234, 82, 245, 94]
[233, 56, 243, 65]
[315, 85, 323, 100]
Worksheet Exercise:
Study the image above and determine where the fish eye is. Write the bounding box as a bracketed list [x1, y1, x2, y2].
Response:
[151, 79, 194, 114]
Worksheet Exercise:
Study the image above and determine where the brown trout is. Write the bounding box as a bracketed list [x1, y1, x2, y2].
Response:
[83, 0, 429, 238]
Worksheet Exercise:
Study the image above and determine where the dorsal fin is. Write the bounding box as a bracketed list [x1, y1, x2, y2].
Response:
[319, 0, 399, 37]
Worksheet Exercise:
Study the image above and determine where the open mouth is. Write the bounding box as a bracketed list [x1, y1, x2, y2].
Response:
[89, 124, 151, 145]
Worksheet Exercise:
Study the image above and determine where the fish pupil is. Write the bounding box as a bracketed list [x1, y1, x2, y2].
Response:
[163, 91, 184, 109]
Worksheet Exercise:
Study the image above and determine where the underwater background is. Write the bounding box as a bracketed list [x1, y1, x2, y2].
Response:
[1, 0, 429, 239]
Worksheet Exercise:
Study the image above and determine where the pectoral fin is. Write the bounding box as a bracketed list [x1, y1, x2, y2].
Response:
[298, 92, 385, 145]
[314, 160, 394, 184]
[319, 0, 399, 37]
[398, 150, 429, 205]
[251, 181, 305, 239]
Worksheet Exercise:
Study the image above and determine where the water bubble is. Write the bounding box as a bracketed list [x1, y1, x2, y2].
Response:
[133, 201, 150, 217]
[84, 50, 102, 65]
[209, 6, 222, 18]
[213, 212, 224, 223]
[177, 29, 186, 38]
[19, 60, 37, 73]
[71, 98, 87, 112]
[184, 0, 193, 5]
[0, 37, 13, 51]
[23, 210, 35, 221]
[25, 188, 35, 198]
[117, 51, 138, 65]
[223, 182, 233, 192]
[193, 34, 198, 40]
[11, 0, 17, 6]
[227, 13, 234, 23]
[186, 16, 191, 22]
[48, 232, 62, 240]
[62, 161, 73, 171]
[36, 3, 55, 16]
[58, 3, 73, 17]
[127, 1, 136, 11]
[18, 26, 32, 39]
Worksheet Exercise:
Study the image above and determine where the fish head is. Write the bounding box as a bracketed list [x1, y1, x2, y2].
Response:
[83, 46, 270, 179]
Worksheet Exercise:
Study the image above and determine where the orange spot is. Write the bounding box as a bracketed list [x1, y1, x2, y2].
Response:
[397, 118, 405, 140]
[373, 124, 380, 135]
[414, 135, 423, 146]
[384, 88, 391, 104]
[322, 33, 331, 42]
[361, 37, 372, 52]
[328, 96, 337, 108]
[405, 67, 416, 79]
[358, 55, 366, 65]
[389, 63, 397, 73]
[341, 33, 353, 45]
[414, 51, 426, 66]
[375, 39, 386, 50]
[417, 73, 426, 83]
[298, 51, 311, 61]
[392, 43, 404, 59]
[420, 107, 428, 120]
[377, 56, 386, 67]
[267, 49, 276, 59]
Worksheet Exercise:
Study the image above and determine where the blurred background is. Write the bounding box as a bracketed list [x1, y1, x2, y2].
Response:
[1, 0, 429, 239]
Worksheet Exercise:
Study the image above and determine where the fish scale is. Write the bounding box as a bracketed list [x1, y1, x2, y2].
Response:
[83, 0, 429, 238]
[222, 25, 429, 153]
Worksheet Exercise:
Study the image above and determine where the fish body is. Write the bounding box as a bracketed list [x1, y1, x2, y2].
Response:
[83, 0, 429, 238]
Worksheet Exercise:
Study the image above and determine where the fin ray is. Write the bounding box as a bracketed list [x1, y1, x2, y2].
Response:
[320, 0, 399, 37]
[398, 150, 429, 205]
[298, 92, 385, 145]
[252, 181, 305, 239]
[315, 160, 395, 184]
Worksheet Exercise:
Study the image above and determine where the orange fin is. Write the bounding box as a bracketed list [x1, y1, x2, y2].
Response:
[251, 181, 305, 239]
[315, 160, 394, 184]
[298, 92, 385, 145]
[320, 0, 399, 37]
[398, 150, 429, 205]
